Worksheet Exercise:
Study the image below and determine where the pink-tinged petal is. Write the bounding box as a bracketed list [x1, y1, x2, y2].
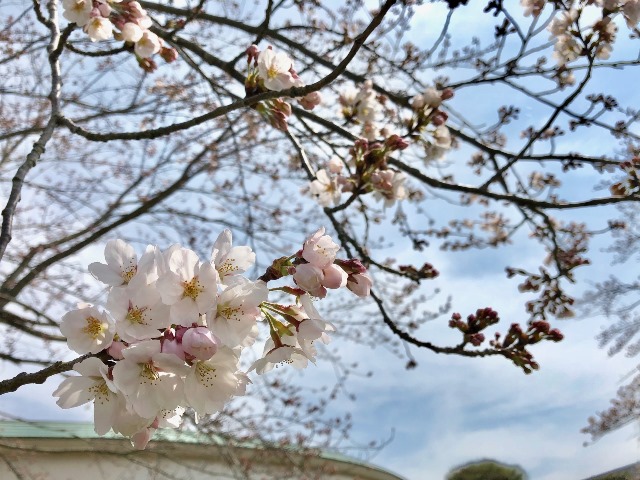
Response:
[347, 273, 373, 297]
[121, 340, 161, 363]
[293, 263, 324, 293]
[94, 391, 123, 435]
[53, 376, 96, 408]
[168, 248, 199, 280]
[104, 239, 136, 273]
[322, 264, 348, 289]
[108, 341, 126, 360]
[301, 228, 340, 268]
[156, 406, 185, 429]
[73, 357, 106, 377]
[170, 297, 199, 326]
[112, 410, 152, 438]
[156, 272, 183, 305]
[161, 337, 186, 361]
[153, 353, 189, 376]
[88, 262, 124, 286]
[155, 374, 185, 409]
[209, 313, 257, 348]
[111, 360, 143, 396]
[211, 229, 232, 265]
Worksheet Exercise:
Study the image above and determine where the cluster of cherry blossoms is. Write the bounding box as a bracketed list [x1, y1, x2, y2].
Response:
[522, 0, 640, 66]
[309, 136, 410, 208]
[308, 84, 457, 209]
[53, 228, 370, 448]
[244, 45, 321, 131]
[61, 0, 177, 70]
[409, 86, 454, 162]
[339, 80, 385, 141]
[610, 157, 640, 196]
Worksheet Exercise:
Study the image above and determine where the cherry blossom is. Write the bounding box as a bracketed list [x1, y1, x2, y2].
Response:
[346, 272, 373, 297]
[106, 282, 170, 343]
[624, 0, 640, 28]
[121, 22, 143, 43]
[298, 91, 322, 110]
[88, 239, 138, 287]
[249, 344, 310, 374]
[208, 279, 267, 347]
[210, 229, 256, 286]
[86, 16, 113, 42]
[184, 347, 241, 415]
[156, 246, 218, 326]
[135, 31, 161, 59]
[292, 263, 326, 298]
[53, 357, 123, 435]
[301, 227, 340, 269]
[309, 169, 342, 207]
[520, 0, 545, 17]
[257, 48, 296, 91]
[296, 295, 336, 344]
[371, 170, 407, 208]
[62, 0, 92, 26]
[60, 304, 115, 354]
[112, 340, 188, 419]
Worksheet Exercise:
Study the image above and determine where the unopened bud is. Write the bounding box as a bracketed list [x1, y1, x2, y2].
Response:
[441, 88, 454, 100]
[160, 47, 179, 63]
[384, 134, 409, 150]
[246, 44, 260, 64]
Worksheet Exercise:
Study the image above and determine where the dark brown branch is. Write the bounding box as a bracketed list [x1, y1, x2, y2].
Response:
[0, 354, 91, 396]
[60, 0, 398, 143]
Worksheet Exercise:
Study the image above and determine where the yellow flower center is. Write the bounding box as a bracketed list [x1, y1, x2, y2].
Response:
[82, 316, 104, 339]
[219, 305, 242, 321]
[72, 1, 88, 14]
[267, 65, 279, 80]
[122, 266, 137, 283]
[196, 362, 217, 386]
[126, 306, 147, 325]
[218, 259, 238, 275]
[182, 277, 204, 300]
[90, 382, 110, 402]
[141, 363, 159, 381]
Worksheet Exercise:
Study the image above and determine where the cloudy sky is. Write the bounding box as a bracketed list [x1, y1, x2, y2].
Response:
[2, 2, 640, 480]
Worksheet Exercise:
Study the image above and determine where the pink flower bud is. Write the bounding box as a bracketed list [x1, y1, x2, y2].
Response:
[107, 340, 126, 360]
[127, 1, 147, 18]
[293, 263, 327, 298]
[246, 44, 260, 64]
[161, 337, 186, 361]
[121, 22, 143, 42]
[384, 134, 409, 150]
[411, 94, 425, 110]
[347, 272, 373, 297]
[322, 264, 348, 289]
[160, 47, 179, 63]
[431, 111, 447, 126]
[298, 91, 322, 110]
[98, 3, 112, 17]
[441, 88, 454, 100]
[335, 258, 367, 274]
[182, 327, 218, 361]
[328, 156, 343, 174]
